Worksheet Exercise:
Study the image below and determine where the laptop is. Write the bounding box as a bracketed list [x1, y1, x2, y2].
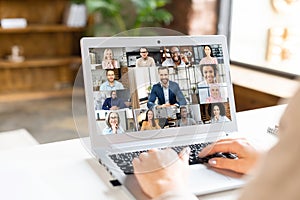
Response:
[80, 35, 245, 199]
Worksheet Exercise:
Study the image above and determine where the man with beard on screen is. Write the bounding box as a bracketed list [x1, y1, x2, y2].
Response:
[162, 46, 190, 68]
[147, 66, 187, 110]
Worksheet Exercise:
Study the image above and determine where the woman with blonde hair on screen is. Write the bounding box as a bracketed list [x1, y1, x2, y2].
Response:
[102, 48, 119, 69]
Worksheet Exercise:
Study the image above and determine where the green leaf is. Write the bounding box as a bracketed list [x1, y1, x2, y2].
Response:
[87, 0, 173, 35]
[86, 0, 119, 14]
[70, 0, 86, 4]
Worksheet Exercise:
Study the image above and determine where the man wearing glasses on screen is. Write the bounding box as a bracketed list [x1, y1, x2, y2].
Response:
[135, 47, 156, 67]
[162, 46, 190, 68]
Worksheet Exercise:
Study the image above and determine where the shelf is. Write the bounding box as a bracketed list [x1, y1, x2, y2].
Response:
[0, 1, 85, 97]
[0, 88, 84, 103]
[0, 24, 85, 34]
[0, 57, 82, 69]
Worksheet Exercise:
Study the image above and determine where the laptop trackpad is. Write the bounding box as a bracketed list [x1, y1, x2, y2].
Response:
[188, 164, 245, 196]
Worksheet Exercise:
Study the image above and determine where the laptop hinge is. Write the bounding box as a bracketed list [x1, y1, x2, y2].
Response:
[109, 131, 227, 152]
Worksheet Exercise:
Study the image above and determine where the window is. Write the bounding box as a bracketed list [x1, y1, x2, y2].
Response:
[219, 0, 300, 77]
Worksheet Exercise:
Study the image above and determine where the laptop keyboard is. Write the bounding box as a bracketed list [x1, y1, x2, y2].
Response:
[108, 142, 213, 175]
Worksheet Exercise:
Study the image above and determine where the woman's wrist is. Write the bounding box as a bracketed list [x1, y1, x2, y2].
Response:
[152, 179, 186, 199]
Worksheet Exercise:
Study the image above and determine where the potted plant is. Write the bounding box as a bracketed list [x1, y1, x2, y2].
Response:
[146, 85, 152, 96]
[66, 0, 88, 27]
[192, 86, 197, 94]
[71, 0, 86, 3]
[85, 0, 173, 36]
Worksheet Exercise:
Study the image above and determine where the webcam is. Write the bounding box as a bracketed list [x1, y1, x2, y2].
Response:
[157, 40, 161, 44]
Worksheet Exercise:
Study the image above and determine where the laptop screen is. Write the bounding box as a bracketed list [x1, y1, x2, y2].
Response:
[80, 36, 237, 147]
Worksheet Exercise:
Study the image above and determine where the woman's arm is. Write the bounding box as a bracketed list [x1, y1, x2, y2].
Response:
[140, 121, 146, 131]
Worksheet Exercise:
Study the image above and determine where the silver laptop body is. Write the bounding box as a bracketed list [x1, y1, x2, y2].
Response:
[80, 35, 245, 199]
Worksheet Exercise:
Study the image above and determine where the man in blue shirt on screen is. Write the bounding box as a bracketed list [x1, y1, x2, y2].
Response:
[100, 70, 124, 91]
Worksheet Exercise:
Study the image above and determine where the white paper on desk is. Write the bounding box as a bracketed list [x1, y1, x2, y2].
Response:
[0, 168, 61, 200]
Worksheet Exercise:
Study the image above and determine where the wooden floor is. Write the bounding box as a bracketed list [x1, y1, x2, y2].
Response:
[0, 89, 88, 144]
[0, 88, 84, 103]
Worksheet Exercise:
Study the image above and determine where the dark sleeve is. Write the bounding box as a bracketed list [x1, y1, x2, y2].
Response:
[173, 82, 187, 106]
[102, 98, 110, 110]
[147, 84, 158, 109]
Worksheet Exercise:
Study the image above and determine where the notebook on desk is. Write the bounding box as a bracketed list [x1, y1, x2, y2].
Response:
[80, 35, 245, 199]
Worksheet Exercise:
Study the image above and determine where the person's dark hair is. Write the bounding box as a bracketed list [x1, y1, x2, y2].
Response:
[106, 112, 120, 127]
[106, 69, 114, 76]
[139, 47, 148, 52]
[179, 106, 188, 119]
[207, 103, 226, 117]
[110, 90, 117, 96]
[180, 106, 187, 113]
[199, 64, 217, 77]
[145, 110, 157, 127]
[203, 45, 214, 57]
[158, 66, 169, 74]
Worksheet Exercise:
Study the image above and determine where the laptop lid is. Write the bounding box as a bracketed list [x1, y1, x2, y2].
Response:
[80, 35, 238, 150]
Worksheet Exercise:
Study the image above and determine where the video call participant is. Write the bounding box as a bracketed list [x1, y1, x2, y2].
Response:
[102, 90, 127, 110]
[102, 112, 124, 135]
[200, 45, 218, 65]
[162, 46, 190, 68]
[208, 103, 230, 123]
[177, 106, 196, 127]
[198, 64, 219, 86]
[147, 66, 187, 110]
[140, 110, 161, 131]
[100, 70, 124, 91]
[206, 84, 226, 103]
[135, 47, 156, 67]
[102, 48, 119, 69]
[132, 83, 300, 200]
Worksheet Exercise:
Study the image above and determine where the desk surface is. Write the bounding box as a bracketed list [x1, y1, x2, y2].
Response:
[0, 105, 286, 200]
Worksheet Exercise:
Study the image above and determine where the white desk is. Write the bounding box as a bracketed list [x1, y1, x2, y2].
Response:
[0, 105, 286, 200]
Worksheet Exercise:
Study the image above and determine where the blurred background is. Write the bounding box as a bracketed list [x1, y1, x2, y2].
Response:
[0, 0, 299, 145]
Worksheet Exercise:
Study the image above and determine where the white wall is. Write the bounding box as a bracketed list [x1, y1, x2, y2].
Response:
[230, 0, 300, 75]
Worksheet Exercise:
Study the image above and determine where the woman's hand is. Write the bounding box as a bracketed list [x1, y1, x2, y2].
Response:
[214, 115, 219, 121]
[133, 148, 190, 198]
[199, 138, 260, 174]
[111, 123, 118, 134]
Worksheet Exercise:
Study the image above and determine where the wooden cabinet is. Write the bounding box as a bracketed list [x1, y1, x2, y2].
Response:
[0, 0, 85, 96]
[233, 84, 281, 112]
